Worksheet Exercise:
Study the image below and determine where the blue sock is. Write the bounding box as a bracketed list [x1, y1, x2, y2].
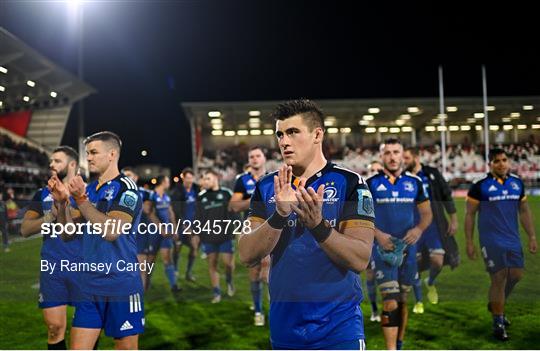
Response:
[213, 286, 221, 296]
[226, 272, 233, 286]
[493, 314, 504, 326]
[251, 281, 263, 313]
[397, 340, 403, 350]
[428, 266, 441, 286]
[414, 275, 423, 302]
[366, 279, 377, 312]
[186, 255, 195, 275]
[165, 264, 176, 288]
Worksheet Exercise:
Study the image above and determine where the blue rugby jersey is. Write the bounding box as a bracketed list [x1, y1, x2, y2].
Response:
[248, 162, 375, 349]
[138, 187, 152, 223]
[183, 186, 197, 221]
[233, 172, 258, 199]
[150, 191, 172, 223]
[467, 172, 526, 248]
[366, 170, 428, 239]
[28, 188, 83, 263]
[81, 174, 143, 296]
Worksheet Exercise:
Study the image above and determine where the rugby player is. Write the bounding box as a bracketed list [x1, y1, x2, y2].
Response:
[122, 167, 154, 291]
[21, 146, 85, 349]
[366, 138, 432, 350]
[52, 131, 144, 349]
[239, 99, 375, 349]
[195, 169, 236, 303]
[403, 147, 458, 312]
[465, 148, 537, 340]
[229, 146, 270, 326]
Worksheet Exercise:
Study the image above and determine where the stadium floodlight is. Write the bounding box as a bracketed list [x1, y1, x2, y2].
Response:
[437, 126, 447, 132]
[0, 66, 7, 74]
[475, 125, 483, 130]
[446, 106, 458, 112]
[449, 125, 459, 131]
[250, 130, 262, 136]
[502, 117, 512, 122]
[389, 127, 400, 133]
[327, 128, 339, 134]
[340, 127, 351, 133]
[467, 118, 476, 123]
[401, 126, 413, 132]
[212, 124, 222, 130]
[460, 125, 471, 131]
[359, 120, 370, 126]
[211, 130, 223, 136]
[395, 120, 405, 126]
[522, 105, 533, 110]
[263, 129, 274, 135]
[378, 127, 389, 133]
[399, 114, 411, 120]
[324, 116, 336, 126]
[210, 118, 222, 124]
[368, 107, 380, 114]
[249, 110, 261, 116]
[208, 111, 221, 117]
[537, 117, 540, 122]
[474, 113, 484, 118]
[510, 112, 520, 118]
[249, 118, 260, 123]
[173, 176, 180, 183]
[224, 130, 236, 136]
[0, 85, 5, 92]
[365, 127, 377, 133]
[531, 124, 540, 129]
[23, 96, 30, 102]
[141, 150, 147, 156]
[425, 126, 436, 132]
[237, 130, 249, 136]
[50, 91, 58, 98]
[362, 114, 374, 121]
[503, 125, 513, 130]
[150, 178, 157, 185]
[489, 125, 499, 131]
[27, 80, 36, 87]
[516, 124, 526, 130]
[0, 101, 2, 107]
[486, 105, 496, 111]
[407, 106, 420, 113]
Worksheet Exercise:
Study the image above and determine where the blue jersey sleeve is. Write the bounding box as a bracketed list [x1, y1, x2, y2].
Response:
[415, 177, 429, 203]
[27, 189, 43, 215]
[341, 177, 375, 224]
[467, 180, 482, 202]
[109, 182, 140, 218]
[247, 185, 267, 221]
[233, 176, 246, 194]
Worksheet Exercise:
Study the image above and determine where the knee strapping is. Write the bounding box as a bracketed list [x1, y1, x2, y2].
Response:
[381, 308, 400, 327]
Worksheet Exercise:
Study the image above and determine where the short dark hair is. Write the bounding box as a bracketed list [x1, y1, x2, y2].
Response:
[52, 146, 79, 165]
[181, 167, 194, 177]
[156, 175, 168, 186]
[489, 148, 508, 162]
[204, 168, 220, 178]
[249, 145, 265, 153]
[270, 99, 325, 131]
[84, 131, 122, 151]
[404, 146, 419, 157]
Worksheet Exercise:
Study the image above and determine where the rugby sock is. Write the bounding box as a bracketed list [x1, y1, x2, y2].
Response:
[396, 340, 403, 350]
[493, 314, 505, 326]
[165, 263, 176, 288]
[428, 266, 442, 285]
[186, 255, 195, 275]
[172, 249, 179, 273]
[213, 286, 221, 296]
[47, 339, 66, 350]
[366, 278, 378, 312]
[251, 280, 263, 313]
[226, 271, 233, 286]
[413, 276, 423, 302]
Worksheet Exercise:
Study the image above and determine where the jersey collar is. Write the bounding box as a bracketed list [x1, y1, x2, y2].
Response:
[292, 162, 333, 188]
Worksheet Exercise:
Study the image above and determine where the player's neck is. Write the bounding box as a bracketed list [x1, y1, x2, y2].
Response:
[413, 163, 422, 174]
[252, 167, 266, 179]
[211, 185, 219, 191]
[292, 154, 327, 179]
[98, 166, 120, 185]
[384, 168, 402, 179]
[155, 186, 165, 195]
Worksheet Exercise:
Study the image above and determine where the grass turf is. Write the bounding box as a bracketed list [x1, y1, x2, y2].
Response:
[0, 197, 538, 349]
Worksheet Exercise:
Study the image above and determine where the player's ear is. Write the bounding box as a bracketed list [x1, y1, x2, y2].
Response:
[314, 127, 324, 144]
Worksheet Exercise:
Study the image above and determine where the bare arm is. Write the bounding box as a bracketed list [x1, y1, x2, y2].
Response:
[76, 200, 133, 242]
[20, 210, 51, 237]
[519, 199, 537, 254]
[464, 199, 479, 259]
[229, 192, 250, 213]
[238, 218, 282, 267]
[403, 200, 433, 245]
[320, 224, 374, 272]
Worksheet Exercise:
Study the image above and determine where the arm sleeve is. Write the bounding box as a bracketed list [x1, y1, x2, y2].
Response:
[519, 179, 526, 201]
[108, 183, 139, 218]
[434, 168, 456, 214]
[340, 177, 376, 223]
[27, 190, 43, 216]
[467, 181, 482, 202]
[247, 185, 267, 220]
[415, 178, 429, 203]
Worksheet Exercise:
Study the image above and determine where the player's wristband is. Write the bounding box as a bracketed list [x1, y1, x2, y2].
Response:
[268, 211, 288, 229]
[311, 219, 332, 243]
[74, 193, 88, 206]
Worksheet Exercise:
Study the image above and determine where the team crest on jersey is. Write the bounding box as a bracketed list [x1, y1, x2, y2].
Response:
[357, 189, 375, 217]
[403, 181, 414, 192]
[323, 186, 339, 204]
[217, 193, 223, 200]
[202, 197, 208, 203]
[510, 182, 520, 191]
[119, 190, 138, 211]
[104, 187, 116, 201]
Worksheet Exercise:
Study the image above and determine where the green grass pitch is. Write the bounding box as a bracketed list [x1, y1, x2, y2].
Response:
[1, 197, 538, 349]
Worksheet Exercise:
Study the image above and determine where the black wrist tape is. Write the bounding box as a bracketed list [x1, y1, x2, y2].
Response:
[311, 219, 332, 243]
[268, 211, 288, 229]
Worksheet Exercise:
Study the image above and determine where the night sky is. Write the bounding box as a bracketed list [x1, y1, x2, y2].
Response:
[1, 1, 539, 173]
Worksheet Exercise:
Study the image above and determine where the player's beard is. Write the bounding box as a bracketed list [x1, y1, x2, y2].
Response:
[50, 167, 68, 181]
[405, 160, 416, 172]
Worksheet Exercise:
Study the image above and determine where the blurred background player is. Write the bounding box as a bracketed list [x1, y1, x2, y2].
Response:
[239, 99, 375, 350]
[195, 169, 236, 303]
[465, 148, 537, 341]
[229, 146, 269, 326]
[148, 175, 180, 293]
[365, 159, 384, 322]
[403, 147, 459, 313]
[20, 146, 84, 350]
[366, 138, 432, 350]
[51, 131, 144, 349]
[122, 167, 154, 291]
[170, 168, 201, 282]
